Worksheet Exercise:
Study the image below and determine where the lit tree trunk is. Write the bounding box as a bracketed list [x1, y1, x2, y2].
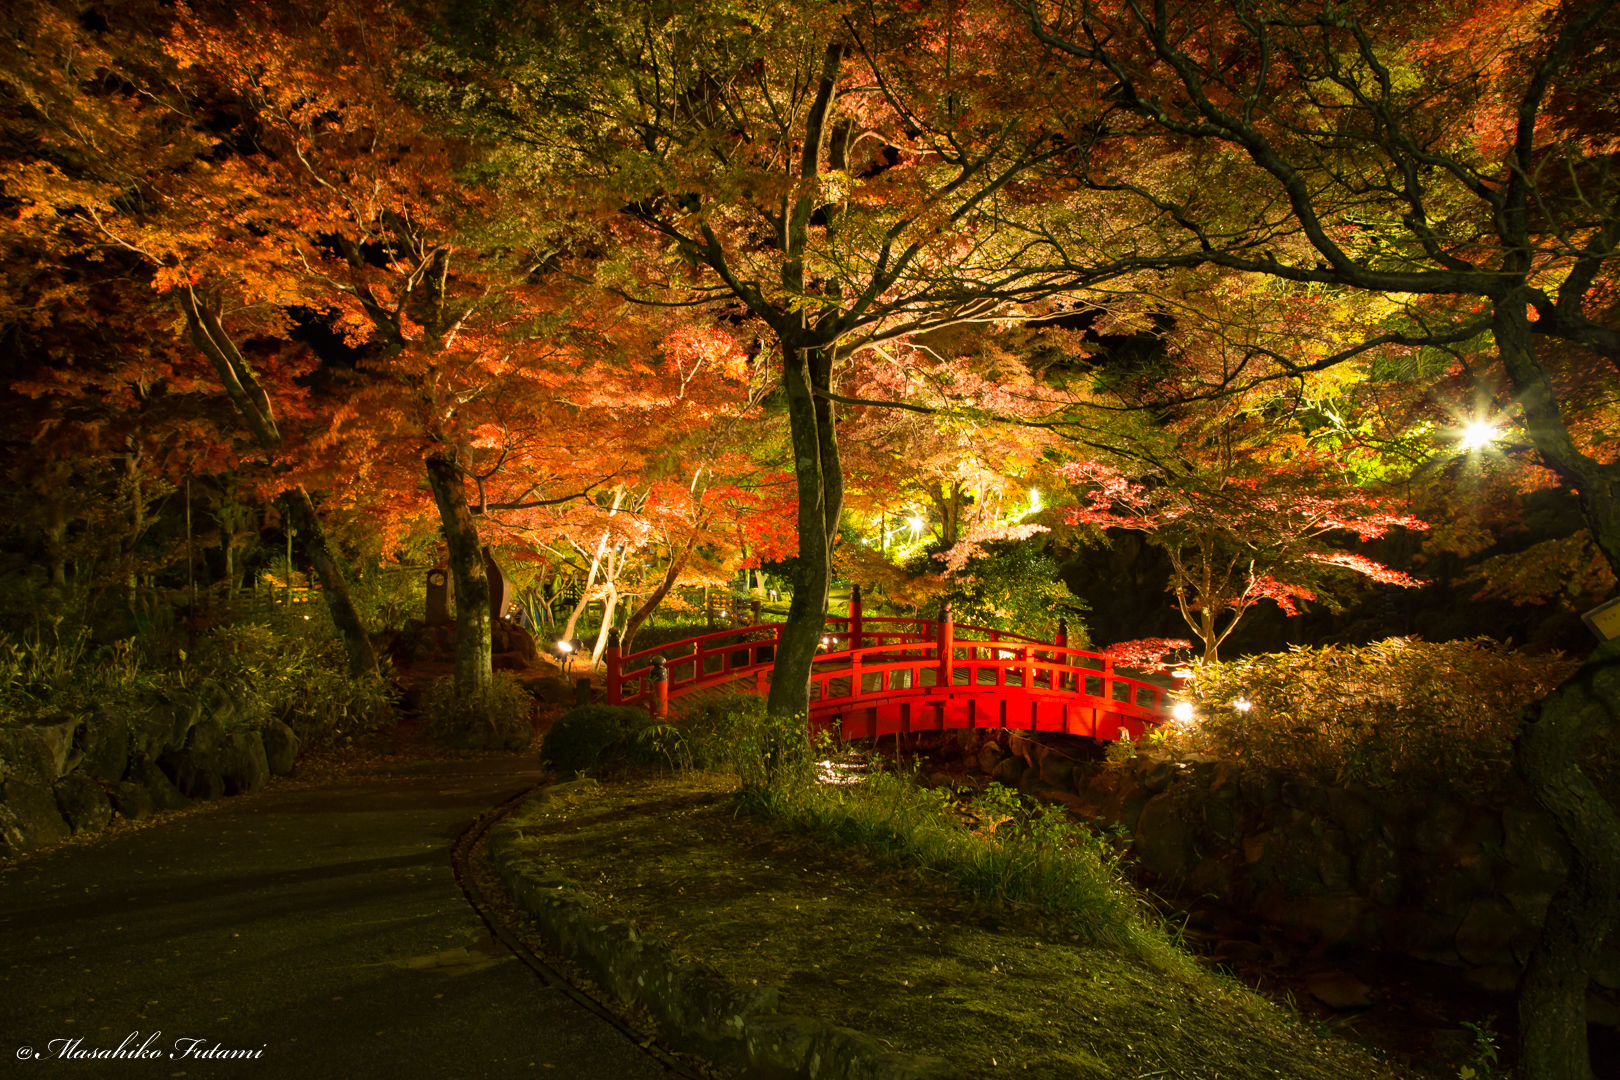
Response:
[181, 288, 377, 677]
[622, 540, 694, 655]
[561, 488, 624, 642]
[425, 455, 491, 698]
[767, 344, 842, 716]
[1494, 298, 1620, 1080]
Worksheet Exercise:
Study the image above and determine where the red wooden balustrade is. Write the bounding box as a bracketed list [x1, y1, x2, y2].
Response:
[605, 589, 1177, 742]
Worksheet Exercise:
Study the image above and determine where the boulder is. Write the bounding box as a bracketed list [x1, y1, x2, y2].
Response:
[157, 749, 224, 801]
[1382, 908, 1463, 963]
[1306, 971, 1372, 1009]
[991, 755, 1026, 787]
[1465, 966, 1520, 995]
[76, 708, 129, 783]
[196, 679, 237, 726]
[218, 731, 270, 795]
[1316, 826, 1355, 891]
[506, 625, 540, 664]
[1326, 787, 1379, 843]
[976, 746, 1004, 774]
[1273, 895, 1378, 949]
[53, 774, 112, 834]
[129, 754, 188, 811]
[1454, 898, 1530, 967]
[1412, 845, 1494, 912]
[186, 718, 228, 757]
[1203, 798, 1239, 844]
[0, 726, 58, 787]
[1038, 754, 1075, 789]
[108, 781, 155, 821]
[1500, 807, 1571, 891]
[1412, 800, 1468, 854]
[1136, 755, 1176, 793]
[28, 715, 82, 777]
[1135, 792, 1190, 880]
[0, 779, 71, 856]
[262, 720, 299, 776]
[1354, 837, 1403, 906]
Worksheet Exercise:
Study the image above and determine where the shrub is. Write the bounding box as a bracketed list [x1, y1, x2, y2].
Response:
[674, 692, 819, 791]
[421, 671, 531, 746]
[540, 703, 657, 774]
[1180, 637, 1579, 796]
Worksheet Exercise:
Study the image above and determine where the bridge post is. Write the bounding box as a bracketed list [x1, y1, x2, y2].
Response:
[650, 654, 668, 719]
[849, 584, 863, 651]
[606, 627, 622, 706]
[937, 600, 954, 689]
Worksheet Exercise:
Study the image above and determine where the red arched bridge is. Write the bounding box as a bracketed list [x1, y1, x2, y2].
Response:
[605, 593, 1177, 742]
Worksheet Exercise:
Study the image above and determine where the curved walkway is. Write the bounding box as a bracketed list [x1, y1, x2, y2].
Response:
[0, 755, 671, 1079]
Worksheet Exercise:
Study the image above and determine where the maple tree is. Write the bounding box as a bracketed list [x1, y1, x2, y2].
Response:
[418, 0, 1112, 715]
[1010, 1, 1620, 1070]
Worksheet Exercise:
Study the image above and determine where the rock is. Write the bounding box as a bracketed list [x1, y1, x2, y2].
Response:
[262, 720, 299, 776]
[1240, 770, 1281, 808]
[1007, 730, 1039, 765]
[1275, 895, 1377, 949]
[1316, 826, 1355, 891]
[1114, 788, 1153, 834]
[1137, 755, 1176, 793]
[218, 731, 269, 794]
[1412, 800, 1468, 854]
[1383, 908, 1463, 963]
[976, 746, 1004, 774]
[1213, 939, 1269, 964]
[1454, 898, 1528, 967]
[1413, 845, 1494, 912]
[1280, 779, 1327, 812]
[1185, 856, 1237, 904]
[28, 715, 81, 777]
[1209, 760, 1241, 797]
[1594, 947, 1620, 992]
[991, 755, 1026, 787]
[1135, 793, 1190, 880]
[1203, 797, 1239, 844]
[108, 781, 155, 820]
[77, 708, 129, 783]
[157, 749, 224, 801]
[129, 754, 188, 811]
[1464, 965, 1520, 995]
[159, 690, 204, 752]
[196, 679, 237, 726]
[0, 726, 58, 787]
[1500, 807, 1571, 889]
[1590, 993, 1619, 1029]
[1017, 768, 1052, 798]
[1039, 754, 1075, 788]
[52, 774, 112, 834]
[1326, 787, 1378, 843]
[1306, 971, 1372, 1009]
[507, 625, 540, 664]
[1354, 837, 1403, 906]
[0, 779, 72, 856]
[186, 718, 228, 757]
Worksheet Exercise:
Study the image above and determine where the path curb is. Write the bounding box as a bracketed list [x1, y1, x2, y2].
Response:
[485, 781, 959, 1080]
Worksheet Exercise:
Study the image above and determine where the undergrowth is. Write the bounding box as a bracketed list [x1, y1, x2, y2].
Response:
[671, 692, 1184, 970]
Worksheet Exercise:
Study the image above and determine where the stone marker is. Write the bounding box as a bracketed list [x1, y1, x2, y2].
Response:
[426, 566, 453, 626]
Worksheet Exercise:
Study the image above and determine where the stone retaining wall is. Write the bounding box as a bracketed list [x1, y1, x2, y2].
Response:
[0, 687, 300, 858]
[958, 729, 1618, 1026]
[486, 781, 959, 1080]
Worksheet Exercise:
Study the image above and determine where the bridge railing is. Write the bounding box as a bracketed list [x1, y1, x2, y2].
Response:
[605, 588, 1176, 730]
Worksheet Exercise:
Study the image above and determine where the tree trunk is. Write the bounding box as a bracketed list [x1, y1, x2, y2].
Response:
[1514, 639, 1620, 1080]
[622, 542, 694, 655]
[425, 456, 491, 697]
[285, 488, 379, 680]
[589, 583, 620, 668]
[1493, 298, 1620, 1080]
[768, 344, 842, 716]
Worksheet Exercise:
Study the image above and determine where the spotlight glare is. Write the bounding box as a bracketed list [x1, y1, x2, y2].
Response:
[1233, 698, 1252, 713]
[1461, 421, 1497, 451]
[556, 640, 573, 653]
[1172, 701, 1196, 722]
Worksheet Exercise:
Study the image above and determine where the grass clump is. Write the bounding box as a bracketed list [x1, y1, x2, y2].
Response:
[674, 693, 1176, 966]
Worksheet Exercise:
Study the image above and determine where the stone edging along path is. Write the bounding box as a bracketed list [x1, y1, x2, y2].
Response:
[483, 779, 959, 1080]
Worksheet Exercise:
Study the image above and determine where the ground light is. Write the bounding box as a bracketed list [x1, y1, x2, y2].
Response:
[1172, 701, 1196, 722]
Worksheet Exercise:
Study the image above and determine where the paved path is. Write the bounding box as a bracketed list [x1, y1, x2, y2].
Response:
[0, 755, 671, 1079]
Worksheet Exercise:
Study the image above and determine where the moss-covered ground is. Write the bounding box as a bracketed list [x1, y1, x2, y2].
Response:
[500, 772, 1404, 1080]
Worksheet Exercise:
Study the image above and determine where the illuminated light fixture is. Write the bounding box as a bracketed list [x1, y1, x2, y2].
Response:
[1172, 701, 1196, 722]
[1233, 698, 1252, 713]
[907, 514, 925, 537]
[1460, 421, 1498, 451]
[555, 640, 573, 654]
